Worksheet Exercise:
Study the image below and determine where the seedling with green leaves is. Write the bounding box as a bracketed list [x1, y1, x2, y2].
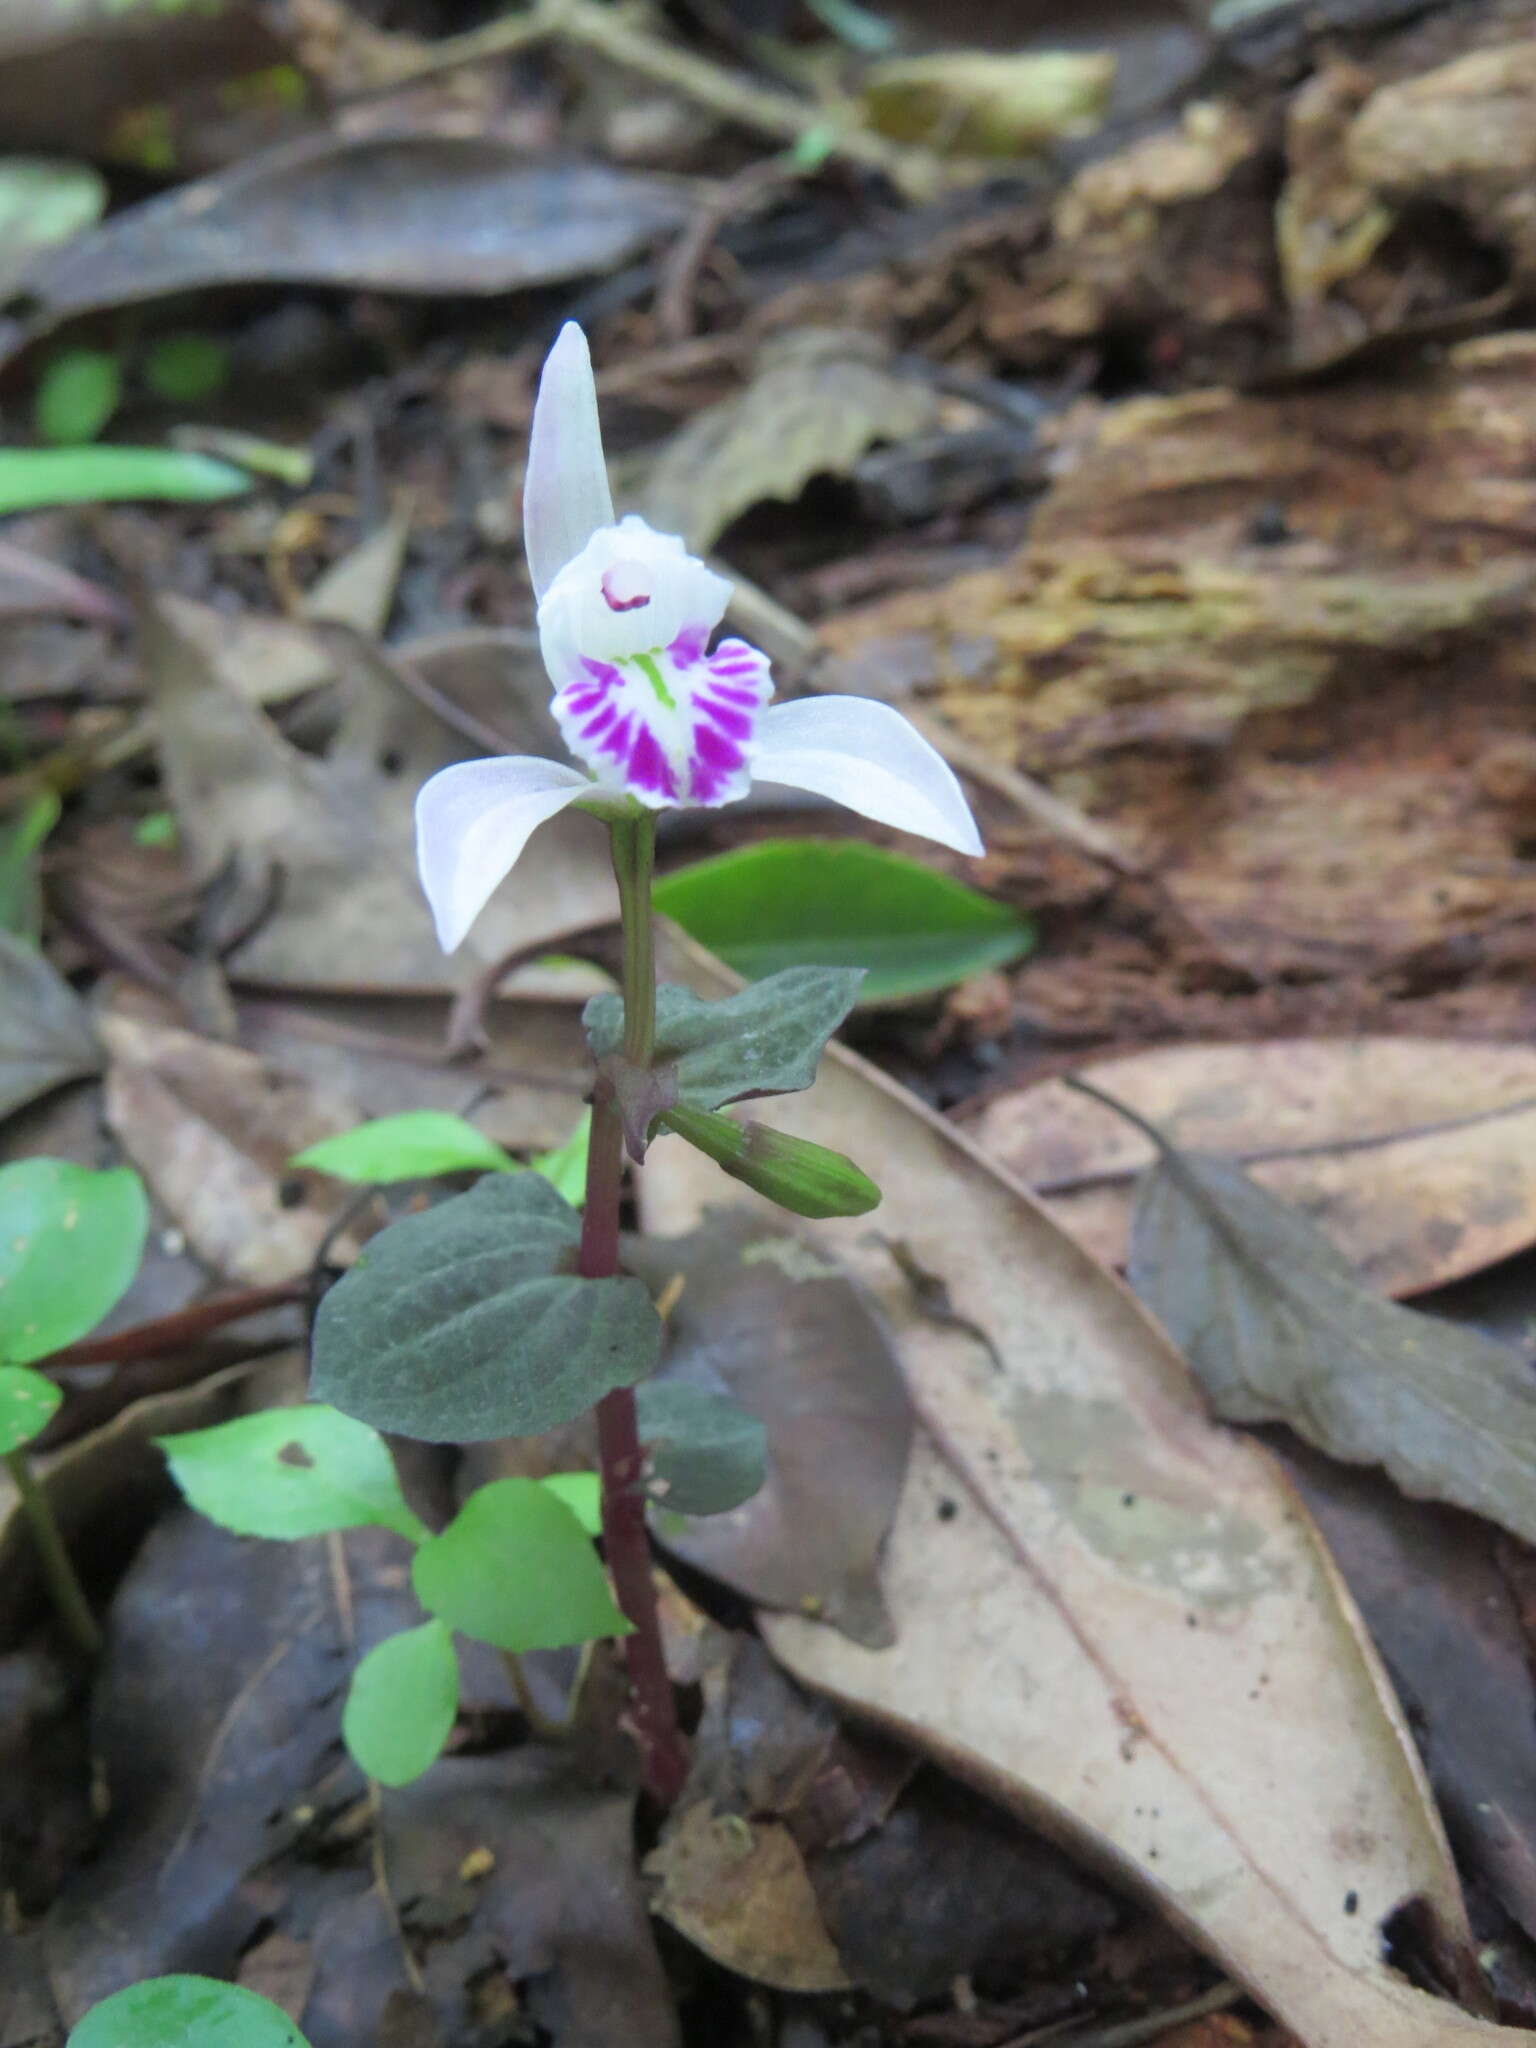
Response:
[159, 1390, 763, 1784]
[0, 1158, 149, 1655]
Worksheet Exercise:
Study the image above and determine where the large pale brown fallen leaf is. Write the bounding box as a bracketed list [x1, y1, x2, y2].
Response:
[99, 992, 361, 1285]
[972, 1037, 1536, 1297]
[639, 931, 1530, 2048]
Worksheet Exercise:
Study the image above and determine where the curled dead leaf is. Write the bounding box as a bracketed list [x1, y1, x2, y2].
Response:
[972, 1037, 1536, 1297]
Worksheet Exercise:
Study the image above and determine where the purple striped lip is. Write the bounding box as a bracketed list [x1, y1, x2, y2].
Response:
[551, 625, 772, 807]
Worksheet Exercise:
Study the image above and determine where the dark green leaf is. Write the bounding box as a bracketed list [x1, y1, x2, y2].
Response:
[1129, 1147, 1536, 1547]
[636, 1381, 767, 1515]
[292, 1110, 515, 1183]
[0, 790, 60, 940]
[342, 1619, 458, 1785]
[0, 1158, 147, 1364]
[0, 1362, 61, 1454]
[144, 333, 231, 405]
[653, 839, 1034, 1002]
[584, 967, 865, 1124]
[662, 1105, 881, 1219]
[34, 347, 120, 444]
[412, 1477, 628, 1650]
[0, 446, 250, 515]
[311, 1173, 661, 1442]
[0, 927, 102, 1118]
[67, 1977, 312, 2048]
[158, 1403, 427, 1542]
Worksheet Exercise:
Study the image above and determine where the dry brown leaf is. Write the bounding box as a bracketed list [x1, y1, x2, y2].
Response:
[863, 51, 1114, 157]
[1128, 1146, 1536, 1554]
[628, 1211, 912, 1646]
[644, 1803, 851, 1994]
[644, 330, 941, 554]
[142, 597, 614, 992]
[640, 931, 1526, 2048]
[99, 994, 360, 1285]
[971, 1037, 1536, 1297]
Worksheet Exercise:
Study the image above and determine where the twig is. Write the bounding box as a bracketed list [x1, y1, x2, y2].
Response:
[334, 0, 985, 200]
[656, 158, 800, 342]
[46, 1281, 308, 1368]
[1003, 1981, 1244, 2048]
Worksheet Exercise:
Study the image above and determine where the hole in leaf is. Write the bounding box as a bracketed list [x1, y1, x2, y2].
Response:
[277, 1441, 315, 1469]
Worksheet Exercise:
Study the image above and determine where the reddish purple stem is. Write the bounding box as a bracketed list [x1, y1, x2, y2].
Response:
[582, 1084, 688, 1805]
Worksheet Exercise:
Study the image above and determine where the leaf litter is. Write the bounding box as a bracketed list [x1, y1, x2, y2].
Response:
[12, 0, 1536, 2035]
[639, 930, 1530, 2048]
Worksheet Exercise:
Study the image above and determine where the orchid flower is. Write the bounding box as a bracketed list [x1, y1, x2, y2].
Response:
[415, 322, 983, 952]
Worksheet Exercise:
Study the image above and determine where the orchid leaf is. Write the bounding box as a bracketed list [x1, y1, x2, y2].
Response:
[636, 1381, 767, 1515]
[584, 966, 864, 1118]
[311, 1173, 660, 1442]
[654, 839, 1033, 1002]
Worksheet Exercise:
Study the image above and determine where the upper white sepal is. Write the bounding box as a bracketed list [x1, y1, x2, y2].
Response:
[523, 321, 616, 603]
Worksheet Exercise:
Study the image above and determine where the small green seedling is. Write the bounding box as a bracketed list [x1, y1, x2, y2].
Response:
[0, 1158, 149, 1655]
[67, 1974, 312, 2048]
[159, 1403, 627, 1785]
[292, 1107, 590, 1203]
[160, 1386, 762, 1785]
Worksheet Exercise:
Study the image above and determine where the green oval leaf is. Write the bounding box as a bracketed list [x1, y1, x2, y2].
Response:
[654, 838, 1034, 1002]
[144, 332, 231, 406]
[158, 1403, 427, 1542]
[292, 1111, 515, 1184]
[413, 1477, 628, 1651]
[0, 1159, 148, 1364]
[342, 1619, 459, 1785]
[0, 447, 251, 516]
[0, 1363, 62, 1455]
[67, 1976, 312, 2048]
[34, 348, 121, 446]
[311, 1174, 661, 1442]
[636, 1381, 767, 1515]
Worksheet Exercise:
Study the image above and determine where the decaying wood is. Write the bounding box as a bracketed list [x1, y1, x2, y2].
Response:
[819, 336, 1536, 978]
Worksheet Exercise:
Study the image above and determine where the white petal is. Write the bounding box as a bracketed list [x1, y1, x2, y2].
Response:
[415, 756, 592, 953]
[751, 696, 983, 857]
[537, 514, 731, 675]
[523, 322, 615, 603]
